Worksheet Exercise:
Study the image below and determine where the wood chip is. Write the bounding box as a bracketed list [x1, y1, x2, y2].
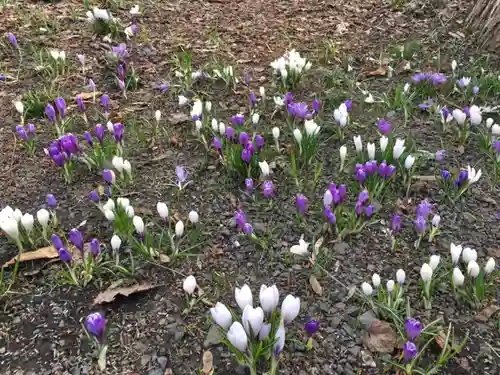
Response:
[362, 320, 397, 353]
[309, 275, 323, 296]
[93, 282, 155, 305]
[475, 305, 500, 323]
[202, 350, 214, 374]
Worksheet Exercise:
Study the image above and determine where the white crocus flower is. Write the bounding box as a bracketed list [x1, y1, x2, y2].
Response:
[242, 305, 265, 335]
[14, 101, 24, 115]
[130, 5, 140, 15]
[195, 120, 202, 132]
[420, 263, 433, 283]
[304, 119, 320, 136]
[36, 209, 50, 231]
[112, 156, 124, 173]
[396, 269, 406, 284]
[111, 235, 121, 251]
[175, 220, 184, 237]
[339, 145, 347, 171]
[451, 60, 457, 73]
[93, 7, 110, 20]
[183, 275, 197, 295]
[452, 268, 464, 287]
[380, 136, 388, 152]
[371, 273, 381, 288]
[386, 280, 395, 293]
[393, 138, 406, 159]
[273, 96, 284, 107]
[467, 165, 481, 183]
[259, 86, 265, 99]
[293, 129, 303, 144]
[125, 206, 134, 218]
[467, 261, 480, 278]
[205, 101, 212, 112]
[462, 247, 477, 264]
[281, 295, 300, 324]
[102, 199, 115, 211]
[258, 161, 270, 177]
[459, 76, 471, 87]
[211, 118, 219, 132]
[252, 113, 260, 125]
[21, 213, 34, 233]
[155, 110, 161, 123]
[485, 118, 494, 129]
[404, 155, 415, 169]
[492, 124, 500, 135]
[188, 211, 199, 224]
[235, 284, 253, 310]
[364, 94, 375, 103]
[452, 109, 466, 125]
[0, 218, 19, 240]
[290, 236, 309, 256]
[13, 209, 22, 222]
[450, 243, 462, 265]
[104, 210, 115, 221]
[132, 216, 144, 234]
[429, 255, 440, 270]
[178, 95, 189, 106]
[218, 122, 226, 136]
[361, 282, 373, 296]
[190, 99, 203, 119]
[403, 83, 410, 94]
[353, 135, 362, 153]
[156, 202, 169, 220]
[117, 197, 129, 209]
[272, 127, 280, 140]
[484, 258, 495, 274]
[210, 302, 233, 329]
[469, 105, 482, 126]
[227, 322, 248, 352]
[367, 143, 375, 160]
[259, 284, 279, 315]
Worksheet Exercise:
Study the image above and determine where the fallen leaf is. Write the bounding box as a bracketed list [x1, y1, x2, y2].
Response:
[168, 112, 190, 125]
[164, 369, 173, 375]
[98, 344, 108, 370]
[365, 67, 388, 77]
[135, 207, 153, 216]
[2, 246, 58, 268]
[170, 135, 182, 147]
[362, 320, 397, 353]
[93, 282, 155, 305]
[414, 175, 437, 181]
[435, 330, 447, 349]
[361, 350, 376, 367]
[457, 145, 465, 154]
[475, 305, 500, 323]
[77, 91, 101, 100]
[159, 254, 171, 264]
[309, 275, 323, 296]
[202, 350, 214, 374]
[345, 285, 357, 301]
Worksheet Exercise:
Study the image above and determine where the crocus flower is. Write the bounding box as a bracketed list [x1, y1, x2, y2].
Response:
[288, 102, 309, 119]
[76, 95, 85, 113]
[416, 200, 433, 219]
[51, 233, 64, 250]
[249, 91, 257, 107]
[45, 103, 56, 123]
[473, 86, 479, 95]
[415, 216, 426, 233]
[27, 123, 35, 135]
[227, 322, 248, 352]
[213, 137, 222, 153]
[355, 168, 366, 184]
[255, 135, 264, 151]
[231, 114, 245, 125]
[377, 119, 391, 135]
[68, 228, 84, 251]
[296, 194, 307, 214]
[324, 206, 336, 224]
[103, 169, 115, 184]
[89, 78, 95, 92]
[313, 99, 320, 114]
[245, 178, 253, 194]
[391, 214, 401, 233]
[234, 209, 247, 229]
[210, 302, 233, 329]
[441, 169, 451, 180]
[485, 257, 495, 274]
[343, 99, 352, 112]
[239, 132, 249, 145]
[47, 194, 57, 209]
[364, 160, 377, 175]
[403, 341, 418, 361]
[361, 282, 373, 296]
[8, 32, 18, 48]
[58, 248, 72, 263]
[457, 76, 471, 88]
[112, 123, 124, 143]
[101, 94, 109, 113]
[405, 318, 423, 340]
[365, 204, 375, 218]
[263, 181, 274, 198]
[176, 165, 188, 185]
[455, 170, 468, 187]
[284, 92, 293, 106]
[281, 295, 300, 324]
[86, 312, 106, 341]
[259, 284, 279, 314]
[241, 148, 252, 163]
[16, 125, 28, 141]
[243, 222, 253, 235]
[183, 275, 197, 295]
[453, 267, 465, 286]
[225, 126, 235, 140]
[304, 319, 319, 336]
[118, 64, 125, 81]
[90, 238, 100, 256]
[94, 124, 105, 144]
[55, 97, 66, 119]
[430, 73, 447, 85]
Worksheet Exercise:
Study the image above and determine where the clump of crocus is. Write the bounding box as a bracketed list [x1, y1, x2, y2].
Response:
[413, 199, 435, 249]
[210, 283, 299, 375]
[270, 49, 311, 90]
[411, 72, 447, 86]
[304, 318, 319, 350]
[46, 133, 81, 183]
[333, 101, 351, 138]
[15, 123, 36, 154]
[84, 311, 108, 370]
[390, 214, 401, 250]
[438, 165, 481, 203]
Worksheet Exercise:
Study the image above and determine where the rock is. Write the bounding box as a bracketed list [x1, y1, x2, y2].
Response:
[157, 356, 168, 369]
[141, 354, 151, 367]
[174, 330, 184, 341]
[204, 325, 222, 348]
[342, 323, 356, 338]
[299, 371, 307, 375]
[329, 316, 342, 328]
[362, 320, 397, 353]
[347, 345, 361, 357]
[148, 369, 163, 375]
[359, 310, 377, 329]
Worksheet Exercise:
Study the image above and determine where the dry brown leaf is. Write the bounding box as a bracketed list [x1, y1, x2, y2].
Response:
[435, 330, 447, 349]
[170, 135, 182, 147]
[2, 246, 58, 268]
[365, 66, 388, 77]
[93, 282, 155, 305]
[202, 350, 214, 374]
[77, 91, 101, 100]
[309, 275, 323, 296]
[135, 207, 154, 216]
[475, 305, 500, 323]
[457, 145, 465, 154]
[362, 320, 397, 353]
[159, 254, 171, 264]
[168, 112, 190, 125]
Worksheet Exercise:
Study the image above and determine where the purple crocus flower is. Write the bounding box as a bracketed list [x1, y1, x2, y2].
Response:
[94, 124, 105, 144]
[55, 97, 66, 119]
[243, 222, 253, 235]
[473, 86, 479, 95]
[405, 318, 423, 341]
[391, 214, 401, 233]
[15, 125, 28, 141]
[429, 73, 447, 85]
[365, 204, 375, 218]
[245, 178, 253, 194]
[455, 170, 468, 187]
[0, 74, 5, 81]
[415, 216, 427, 233]
[463, 105, 470, 117]
[255, 135, 264, 151]
[288, 102, 309, 119]
[51, 233, 64, 250]
[403, 341, 418, 362]
[313, 99, 320, 114]
[355, 201, 363, 217]
[263, 181, 274, 198]
[112, 123, 124, 143]
[435, 150, 445, 161]
[47, 194, 57, 209]
[104, 185, 111, 198]
[84, 131, 93, 147]
[239, 132, 249, 145]
[343, 99, 352, 112]
[245, 142, 254, 156]
[156, 82, 169, 93]
[243, 70, 250, 85]
[89, 190, 99, 202]
[377, 119, 392, 135]
[111, 43, 128, 59]
[355, 168, 366, 184]
[231, 114, 245, 125]
[58, 248, 72, 263]
[234, 209, 247, 229]
[118, 79, 125, 91]
[90, 238, 100, 256]
[8, 32, 18, 48]
[440, 107, 450, 121]
[176, 166, 188, 183]
[89, 79, 96, 92]
[441, 169, 451, 180]
[249, 91, 257, 107]
[386, 164, 396, 178]
[296, 194, 307, 215]
[101, 94, 109, 113]
[60, 134, 79, 155]
[357, 190, 369, 204]
[68, 228, 84, 251]
[45, 103, 56, 123]
[213, 137, 222, 152]
[51, 151, 66, 167]
[338, 184, 347, 201]
[130, 24, 139, 35]
[324, 206, 336, 224]
[103, 169, 115, 184]
[378, 161, 388, 178]
[494, 141, 500, 154]
[27, 123, 35, 135]
[411, 72, 429, 83]
[284, 92, 293, 106]
[76, 95, 85, 112]
[225, 126, 235, 140]
[418, 99, 433, 111]
[241, 148, 252, 163]
[416, 200, 433, 219]
[364, 160, 378, 175]
[118, 64, 125, 81]
[86, 312, 106, 341]
[304, 319, 319, 336]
